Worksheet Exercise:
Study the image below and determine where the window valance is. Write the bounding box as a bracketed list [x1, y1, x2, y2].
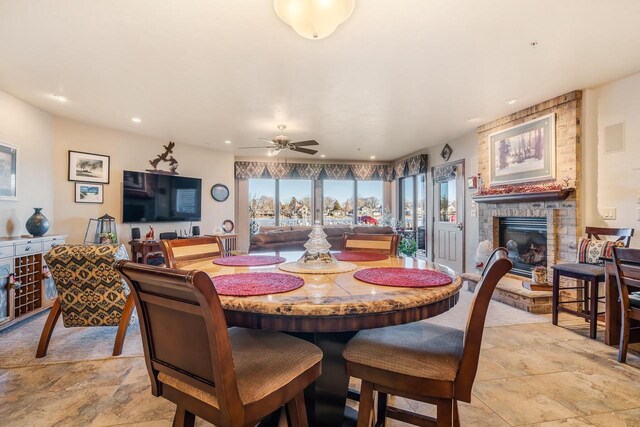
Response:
[235, 154, 427, 182]
[433, 164, 457, 183]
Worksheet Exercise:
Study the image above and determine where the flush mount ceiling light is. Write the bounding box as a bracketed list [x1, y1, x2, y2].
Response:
[274, 0, 356, 40]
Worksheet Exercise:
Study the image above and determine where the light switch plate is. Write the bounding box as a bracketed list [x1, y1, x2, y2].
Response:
[603, 207, 617, 220]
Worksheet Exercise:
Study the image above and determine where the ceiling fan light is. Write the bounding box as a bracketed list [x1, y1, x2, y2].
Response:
[274, 0, 355, 40]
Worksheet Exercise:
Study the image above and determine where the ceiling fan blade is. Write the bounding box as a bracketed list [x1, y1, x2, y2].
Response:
[292, 147, 318, 155]
[237, 146, 274, 149]
[291, 140, 319, 147]
[258, 138, 276, 143]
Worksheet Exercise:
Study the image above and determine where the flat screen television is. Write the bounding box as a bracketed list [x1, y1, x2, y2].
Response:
[122, 170, 202, 223]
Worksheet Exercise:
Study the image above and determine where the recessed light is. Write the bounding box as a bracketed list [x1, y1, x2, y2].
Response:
[369, 155, 376, 160]
[224, 140, 232, 144]
[529, 41, 539, 48]
[506, 98, 518, 105]
[320, 154, 326, 158]
[131, 117, 142, 123]
[51, 94, 67, 103]
[465, 117, 479, 122]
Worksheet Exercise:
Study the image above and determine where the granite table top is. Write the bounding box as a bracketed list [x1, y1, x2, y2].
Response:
[182, 251, 462, 318]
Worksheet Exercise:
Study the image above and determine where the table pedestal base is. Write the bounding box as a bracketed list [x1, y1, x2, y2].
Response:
[291, 331, 357, 427]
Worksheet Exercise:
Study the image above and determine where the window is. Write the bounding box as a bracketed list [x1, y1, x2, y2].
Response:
[249, 179, 276, 226]
[400, 177, 414, 230]
[323, 180, 355, 225]
[248, 178, 312, 227]
[399, 174, 427, 254]
[438, 179, 457, 223]
[279, 179, 313, 226]
[357, 181, 383, 225]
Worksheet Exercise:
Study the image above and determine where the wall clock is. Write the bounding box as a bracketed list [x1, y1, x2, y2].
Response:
[211, 184, 229, 202]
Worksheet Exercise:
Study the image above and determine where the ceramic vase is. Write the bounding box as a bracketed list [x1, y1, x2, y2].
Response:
[25, 208, 49, 237]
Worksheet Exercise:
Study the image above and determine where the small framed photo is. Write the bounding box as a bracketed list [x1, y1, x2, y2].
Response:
[68, 150, 110, 183]
[0, 141, 18, 201]
[467, 176, 478, 189]
[75, 183, 104, 204]
[440, 144, 453, 161]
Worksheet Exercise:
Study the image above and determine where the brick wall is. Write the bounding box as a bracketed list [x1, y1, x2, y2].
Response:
[475, 91, 582, 282]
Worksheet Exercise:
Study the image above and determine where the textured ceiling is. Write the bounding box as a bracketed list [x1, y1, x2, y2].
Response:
[1, 0, 639, 160]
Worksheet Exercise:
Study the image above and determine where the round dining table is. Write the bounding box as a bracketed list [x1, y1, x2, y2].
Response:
[183, 251, 461, 427]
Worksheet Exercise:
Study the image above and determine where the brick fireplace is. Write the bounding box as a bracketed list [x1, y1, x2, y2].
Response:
[472, 91, 582, 312]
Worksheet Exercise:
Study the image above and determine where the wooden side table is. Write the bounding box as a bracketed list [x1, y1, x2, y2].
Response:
[129, 240, 162, 264]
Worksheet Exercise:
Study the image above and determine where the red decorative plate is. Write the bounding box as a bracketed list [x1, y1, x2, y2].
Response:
[213, 255, 286, 267]
[333, 252, 389, 262]
[212, 272, 304, 296]
[353, 268, 453, 288]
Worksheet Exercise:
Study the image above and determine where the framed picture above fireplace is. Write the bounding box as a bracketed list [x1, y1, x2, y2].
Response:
[488, 113, 555, 186]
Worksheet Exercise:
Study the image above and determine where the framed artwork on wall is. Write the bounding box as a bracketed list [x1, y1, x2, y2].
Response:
[0, 141, 18, 201]
[488, 113, 555, 186]
[68, 150, 110, 183]
[75, 183, 104, 204]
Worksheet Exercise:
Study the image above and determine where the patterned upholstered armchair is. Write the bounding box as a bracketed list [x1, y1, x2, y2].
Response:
[36, 244, 136, 358]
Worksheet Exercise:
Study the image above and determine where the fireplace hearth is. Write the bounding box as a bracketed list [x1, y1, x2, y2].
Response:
[498, 217, 547, 277]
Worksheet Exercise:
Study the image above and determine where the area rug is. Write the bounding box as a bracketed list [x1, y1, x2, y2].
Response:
[0, 312, 143, 369]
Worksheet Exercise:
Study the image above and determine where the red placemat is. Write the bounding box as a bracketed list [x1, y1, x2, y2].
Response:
[213, 255, 286, 267]
[212, 272, 304, 296]
[354, 268, 453, 288]
[333, 251, 389, 262]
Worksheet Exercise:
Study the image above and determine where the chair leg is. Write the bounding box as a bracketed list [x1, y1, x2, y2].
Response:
[436, 399, 454, 427]
[552, 269, 560, 325]
[286, 391, 308, 427]
[619, 308, 631, 363]
[375, 392, 387, 427]
[589, 278, 598, 339]
[453, 399, 460, 427]
[113, 295, 135, 356]
[357, 381, 375, 427]
[172, 405, 195, 427]
[36, 298, 62, 358]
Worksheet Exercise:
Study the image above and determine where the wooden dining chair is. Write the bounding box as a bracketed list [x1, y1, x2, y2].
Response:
[161, 236, 224, 269]
[115, 260, 322, 427]
[343, 248, 512, 427]
[611, 246, 640, 363]
[552, 227, 634, 339]
[341, 233, 400, 256]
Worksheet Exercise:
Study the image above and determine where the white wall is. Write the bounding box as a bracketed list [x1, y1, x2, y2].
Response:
[0, 91, 54, 236]
[52, 117, 235, 244]
[583, 72, 640, 248]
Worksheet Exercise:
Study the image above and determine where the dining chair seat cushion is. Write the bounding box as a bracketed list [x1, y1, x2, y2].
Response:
[552, 262, 605, 279]
[157, 327, 322, 407]
[343, 322, 464, 381]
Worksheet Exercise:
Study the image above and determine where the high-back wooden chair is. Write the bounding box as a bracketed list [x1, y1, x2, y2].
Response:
[161, 236, 223, 269]
[341, 233, 400, 256]
[115, 261, 322, 427]
[612, 247, 640, 363]
[37, 244, 135, 358]
[343, 248, 512, 426]
[552, 227, 634, 339]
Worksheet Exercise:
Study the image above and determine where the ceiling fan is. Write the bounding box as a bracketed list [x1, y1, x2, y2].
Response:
[239, 125, 319, 156]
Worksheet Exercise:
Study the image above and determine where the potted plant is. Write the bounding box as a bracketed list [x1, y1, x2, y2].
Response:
[99, 232, 117, 244]
[532, 265, 547, 284]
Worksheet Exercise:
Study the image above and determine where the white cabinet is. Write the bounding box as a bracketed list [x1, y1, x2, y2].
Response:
[0, 235, 66, 330]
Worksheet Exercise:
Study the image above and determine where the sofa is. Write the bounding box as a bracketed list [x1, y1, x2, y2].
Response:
[249, 225, 396, 253]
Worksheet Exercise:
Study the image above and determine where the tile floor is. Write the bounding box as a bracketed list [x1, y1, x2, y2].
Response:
[1, 306, 639, 426]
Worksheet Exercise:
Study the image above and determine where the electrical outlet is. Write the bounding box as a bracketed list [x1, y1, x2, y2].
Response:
[603, 207, 617, 220]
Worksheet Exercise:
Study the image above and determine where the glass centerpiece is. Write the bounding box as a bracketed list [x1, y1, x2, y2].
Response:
[297, 221, 339, 270]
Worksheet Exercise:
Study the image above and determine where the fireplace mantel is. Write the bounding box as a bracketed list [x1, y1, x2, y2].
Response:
[472, 188, 575, 204]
